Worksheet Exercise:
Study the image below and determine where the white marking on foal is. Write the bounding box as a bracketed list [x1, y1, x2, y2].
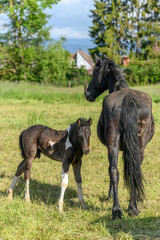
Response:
[8, 176, 19, 199]
[25, 180, 30, 202]
[76, 182, 87, 209]
[48, 140, 56, 149]
[9, 176, 19, 191]
[58, 168, 69, 212]
[65, 125, 72, 150]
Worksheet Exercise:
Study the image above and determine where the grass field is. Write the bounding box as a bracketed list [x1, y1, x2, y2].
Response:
[0, 82, 160, 240]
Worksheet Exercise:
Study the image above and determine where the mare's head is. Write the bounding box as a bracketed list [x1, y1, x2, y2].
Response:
[71, 118, 92, 155]
[85, 55, 128, 102]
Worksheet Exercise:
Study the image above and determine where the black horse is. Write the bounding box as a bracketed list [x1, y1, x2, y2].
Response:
[85, 55, 155, 219]
[8, 118, 92, 212]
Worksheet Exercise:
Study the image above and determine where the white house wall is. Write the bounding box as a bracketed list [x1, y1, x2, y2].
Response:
[76, 52, 91, 70]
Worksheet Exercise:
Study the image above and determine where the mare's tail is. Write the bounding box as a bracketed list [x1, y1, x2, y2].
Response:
[19, 130, 25, 159]
[119, 95, 144, 200]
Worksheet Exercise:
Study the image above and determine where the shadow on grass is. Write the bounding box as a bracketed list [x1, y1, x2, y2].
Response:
[90, 214, 160, 239]
[1, 176, 79, 208]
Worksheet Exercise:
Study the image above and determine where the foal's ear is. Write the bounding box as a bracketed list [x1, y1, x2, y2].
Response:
[77, 118, 81, 126]
[88, 118, 92, 126]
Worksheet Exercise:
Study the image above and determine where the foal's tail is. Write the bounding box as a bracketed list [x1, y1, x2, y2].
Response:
[119, 95, 144, 200]
[19, 130, 25, 159]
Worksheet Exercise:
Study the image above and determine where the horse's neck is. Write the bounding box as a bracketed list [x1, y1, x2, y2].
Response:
[108, 67, 128, 93]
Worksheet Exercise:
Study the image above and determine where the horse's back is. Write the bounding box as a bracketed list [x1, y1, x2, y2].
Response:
[104, 88, 151, 107]
[98, 88, 154, 146]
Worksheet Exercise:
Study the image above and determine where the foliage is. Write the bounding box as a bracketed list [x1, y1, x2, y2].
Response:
[89, 0, 160, 62]
[0, 0, 60, 82]
[0, 38, 90, 86]
[123, 59, 160, 85]
[0, 82, 160, 239]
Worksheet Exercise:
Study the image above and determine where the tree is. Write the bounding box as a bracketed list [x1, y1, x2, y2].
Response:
[89, 0, 160, 61]
[89, 0, 107, 57]
[0, 0, 60, 80]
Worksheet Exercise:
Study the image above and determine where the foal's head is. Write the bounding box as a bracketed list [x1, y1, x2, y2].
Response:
[71, 118, 92, 155]
[85, 55, 128, 102]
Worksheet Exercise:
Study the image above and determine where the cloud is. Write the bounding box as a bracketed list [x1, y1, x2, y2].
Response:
[50, 27, 90, 39]
[60, 0, 73, 5]
[48, 0, 94, 39]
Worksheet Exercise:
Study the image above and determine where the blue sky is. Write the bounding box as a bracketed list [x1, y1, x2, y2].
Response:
[0, 0, 94, 40]
[48, 0, 94, 39]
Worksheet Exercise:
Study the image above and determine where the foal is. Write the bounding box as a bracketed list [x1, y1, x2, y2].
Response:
[8, 118, 92, 212]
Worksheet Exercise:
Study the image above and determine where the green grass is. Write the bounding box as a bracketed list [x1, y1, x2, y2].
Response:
[0, 82, 160, 240]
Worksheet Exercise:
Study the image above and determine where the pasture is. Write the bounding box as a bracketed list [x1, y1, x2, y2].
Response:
[0, 82, 160, 240]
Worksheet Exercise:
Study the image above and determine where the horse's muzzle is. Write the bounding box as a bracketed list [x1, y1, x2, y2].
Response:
[85, 91, 95, 102]
[83, 147, 90, 155]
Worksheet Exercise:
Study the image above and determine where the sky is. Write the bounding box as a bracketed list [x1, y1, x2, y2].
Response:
[48, 0, 94, 39]
[0, 0, 94, 40]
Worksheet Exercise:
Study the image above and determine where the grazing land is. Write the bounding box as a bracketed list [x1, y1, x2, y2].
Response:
[0, 82, 160, 240]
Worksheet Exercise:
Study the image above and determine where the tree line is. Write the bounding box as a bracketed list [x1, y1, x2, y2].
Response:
[89, 0, 160, 85]
[0, 0, 90, 86]
[0, 0, 159, 86]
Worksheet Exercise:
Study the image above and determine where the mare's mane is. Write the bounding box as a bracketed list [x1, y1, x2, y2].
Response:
[97, 57, 128, 91]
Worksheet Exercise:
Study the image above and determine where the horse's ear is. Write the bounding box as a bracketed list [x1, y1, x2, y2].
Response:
[95, 54, 101, 63]
[88, 118, 92, 126]
[77, 118, 81, 126]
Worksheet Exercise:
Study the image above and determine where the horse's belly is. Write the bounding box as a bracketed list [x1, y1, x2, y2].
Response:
[41, 148, 63, 162]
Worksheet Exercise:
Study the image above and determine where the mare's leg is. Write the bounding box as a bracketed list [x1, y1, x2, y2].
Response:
[106, 131, 122, 219]
[108, 166, 113, 199]
[72, 159, 87, 210]
[8, 160, 26, 200]
[58, 158, 71, 212]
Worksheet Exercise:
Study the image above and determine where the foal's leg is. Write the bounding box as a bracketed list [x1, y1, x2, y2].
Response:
[58, 159, 71, 212]
[24, 158, 33, 202]
[72, 159, 87, 210]
[8, 160, 26, 200]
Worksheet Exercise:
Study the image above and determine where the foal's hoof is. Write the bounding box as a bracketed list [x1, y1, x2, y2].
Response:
[58, 202, 64, 213]
[7, 189, 13, 200]
[112, 208, 122, 219]
[80, 200, 88, 210]
[25, 196, 30, 203]
[128, 206, 140, 216]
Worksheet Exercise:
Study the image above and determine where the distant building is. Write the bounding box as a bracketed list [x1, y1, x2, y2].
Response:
[121, 56, 130, 66]
[153, 42, 160, 53]
[71, 50, 95, 74]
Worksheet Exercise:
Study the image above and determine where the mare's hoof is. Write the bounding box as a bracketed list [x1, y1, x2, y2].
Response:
[80, 200, 88, 210]
[128, 206, 140, 216]
[112, 208, 122, 219]
[7, 189, 13, 200]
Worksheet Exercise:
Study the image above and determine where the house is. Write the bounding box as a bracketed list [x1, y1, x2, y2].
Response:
[72, 50, 95, 74]
[121, 56, 130, 66]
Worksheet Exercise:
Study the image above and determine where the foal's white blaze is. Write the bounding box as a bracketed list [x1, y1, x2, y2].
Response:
[65, 125, 72, 150]
[58, 169, 69, 212]
[25, 180, 30, 202]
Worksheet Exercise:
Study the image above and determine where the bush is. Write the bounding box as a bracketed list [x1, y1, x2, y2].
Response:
[123, 59, 160, 85]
